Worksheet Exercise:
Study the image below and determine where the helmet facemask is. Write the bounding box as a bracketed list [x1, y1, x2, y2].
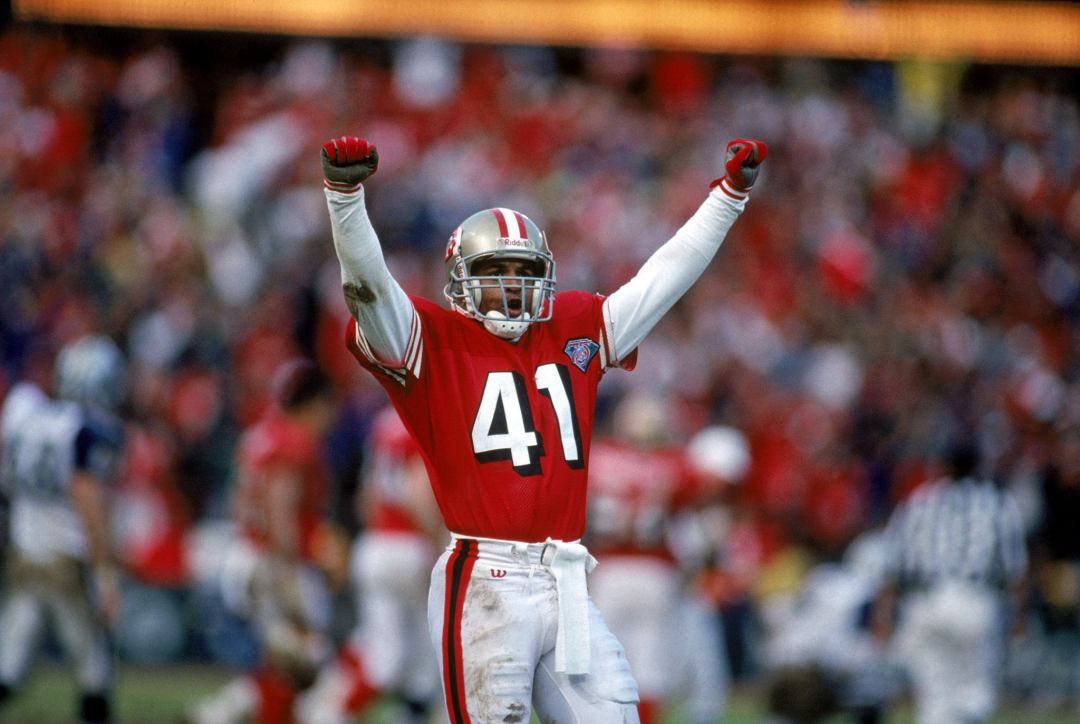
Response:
[443, 208, 556, 339]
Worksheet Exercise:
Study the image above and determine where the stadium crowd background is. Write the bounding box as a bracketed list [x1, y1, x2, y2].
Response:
[2, 23, 1080, 714]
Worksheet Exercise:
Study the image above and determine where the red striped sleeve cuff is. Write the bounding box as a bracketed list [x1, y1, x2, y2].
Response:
[708, 177, 749, 200]
[324, 179, 363, 194]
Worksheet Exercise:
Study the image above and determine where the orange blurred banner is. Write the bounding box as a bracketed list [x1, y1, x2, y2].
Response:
[14, 0, 1080, 65]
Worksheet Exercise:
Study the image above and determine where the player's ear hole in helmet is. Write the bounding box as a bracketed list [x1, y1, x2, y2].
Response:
[443, 208, 556, 340]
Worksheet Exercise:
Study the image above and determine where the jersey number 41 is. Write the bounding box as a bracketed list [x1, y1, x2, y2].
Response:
[471, 364, 584, 477]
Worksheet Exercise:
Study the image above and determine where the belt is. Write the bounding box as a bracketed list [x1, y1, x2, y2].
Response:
[450, 532, 599, 675]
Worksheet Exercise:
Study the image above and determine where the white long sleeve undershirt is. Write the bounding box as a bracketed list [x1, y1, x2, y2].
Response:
[324, 185, 746, 368]
[325, 186, 414, 367]
[603, 187, 746, 362]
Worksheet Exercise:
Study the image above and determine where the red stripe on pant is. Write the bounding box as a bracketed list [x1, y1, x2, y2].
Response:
[442, 539, 478, 724]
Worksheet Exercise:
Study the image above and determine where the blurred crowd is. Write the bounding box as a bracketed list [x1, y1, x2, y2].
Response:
[2, 23, 1080, 712]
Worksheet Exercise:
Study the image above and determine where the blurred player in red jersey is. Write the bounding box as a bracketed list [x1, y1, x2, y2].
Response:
[585, 393, 705, 724]
[189, 360, 337, 724]
[113, 423, 189, 588]
[296, 406, 444, 724]
[321, 134, 766, 723]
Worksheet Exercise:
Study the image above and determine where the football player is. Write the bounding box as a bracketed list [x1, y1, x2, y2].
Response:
[321, 134, 766, 723]
[585, 392, 702, 724]
[0, 335, 126, 724]
[188, 360, 336, 724]
[763, 530, 896, 724]
[296, 406, 444, 724]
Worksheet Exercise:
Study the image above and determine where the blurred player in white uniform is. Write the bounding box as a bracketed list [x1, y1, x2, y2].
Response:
[586, 395, 728, 724]
[296, 406, 444, 724]
[762, 530, 896, 724]
[674, 424, 754, 724]
[0, 335, 126, 724]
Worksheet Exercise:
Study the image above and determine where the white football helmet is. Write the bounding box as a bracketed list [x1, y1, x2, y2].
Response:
[54, 334, 127, 411]
[443, 208, 556, 339]
[686, 425, 750, 484]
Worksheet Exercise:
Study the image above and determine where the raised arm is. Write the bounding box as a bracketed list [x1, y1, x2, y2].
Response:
[603, 140, 767, 364]
[322, 136, 414, 367]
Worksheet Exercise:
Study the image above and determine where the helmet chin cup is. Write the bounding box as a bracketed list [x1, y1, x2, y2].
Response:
[483, 310, 531, 339]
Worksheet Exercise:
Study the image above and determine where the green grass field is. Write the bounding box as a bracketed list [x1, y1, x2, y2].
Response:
[3, 664, 1077, 724]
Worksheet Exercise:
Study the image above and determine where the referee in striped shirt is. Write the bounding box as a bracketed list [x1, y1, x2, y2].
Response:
[876, 444, 1027, 724]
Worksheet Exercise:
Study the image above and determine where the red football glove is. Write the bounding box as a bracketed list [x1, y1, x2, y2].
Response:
[710, 138, 768, 197]
[320, 136, 379, 193]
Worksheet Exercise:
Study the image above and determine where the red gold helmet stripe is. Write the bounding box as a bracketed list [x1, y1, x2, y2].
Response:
[511, 210, 529, 239]
[492, 209, 510, 238]
[492, 207, 529, 241]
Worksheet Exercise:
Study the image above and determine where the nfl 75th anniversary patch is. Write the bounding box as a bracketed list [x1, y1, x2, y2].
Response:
[563, 338, 600, 373]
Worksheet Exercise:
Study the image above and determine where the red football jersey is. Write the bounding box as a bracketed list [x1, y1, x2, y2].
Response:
[346, 291, 635, 542]
[365, 405, 428, 534]
[585, 439, 699, 560]
[234, 412, 331, 560]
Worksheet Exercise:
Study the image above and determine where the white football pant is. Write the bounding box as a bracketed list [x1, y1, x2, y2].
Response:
[894, 581, 1003, 724]
[0, 558, 112, 693]
[677, 594, 729, 724]
[428, 537, 640, 724]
